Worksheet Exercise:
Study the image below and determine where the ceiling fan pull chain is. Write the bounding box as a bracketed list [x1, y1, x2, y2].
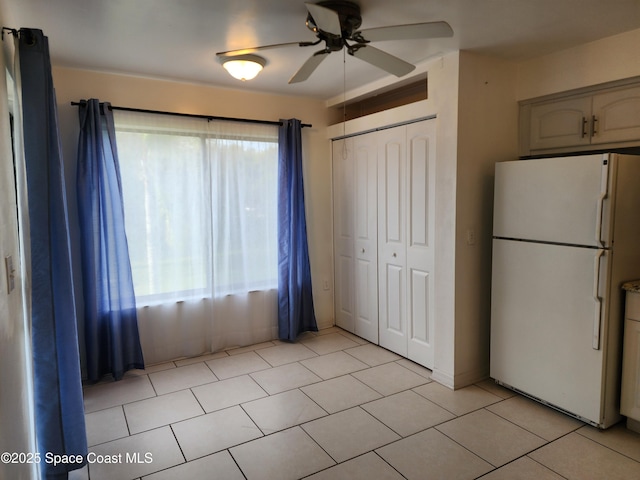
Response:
[342, 46, 348, 158]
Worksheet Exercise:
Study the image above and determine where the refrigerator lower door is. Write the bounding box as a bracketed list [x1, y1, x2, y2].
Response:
[493, 154, 612, 248]
[490, 238, 609, 426]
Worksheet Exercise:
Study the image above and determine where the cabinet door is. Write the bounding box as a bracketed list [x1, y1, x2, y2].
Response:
[353, 133, 378, 344]
[592, 85, 640, 145]
[332, 138, 355, 333]
[529, 96, 592, 151]
[378, 125, 408, 356]
[621, 318, 640, 421]
[406, 120, 436, 368]
[621, 293, 640, 422]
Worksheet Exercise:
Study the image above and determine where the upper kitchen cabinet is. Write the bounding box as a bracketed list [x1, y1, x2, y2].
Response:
[593, 86, 640, 143]
[520, 78, 640, 157]
[527, 96, 592, 152]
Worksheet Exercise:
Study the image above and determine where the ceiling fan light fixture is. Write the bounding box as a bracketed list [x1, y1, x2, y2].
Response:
[221, 54, 266, 81]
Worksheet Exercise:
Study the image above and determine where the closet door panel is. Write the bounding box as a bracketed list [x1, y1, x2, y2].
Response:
[409, 148, 428, 246]
[378, 126, 407, 356]
[382, 143, 403, 243]
[406, 120, 436, 368]
[381, 264, 406, 356]
[336, 255, 354, 323]
[332, 138, 355, 332]
[353, 135, 378, 343]
[410, 269, 430, 343]
[355, 259, 373, 322]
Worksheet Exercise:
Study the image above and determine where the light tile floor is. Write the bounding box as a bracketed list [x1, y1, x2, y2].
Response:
[72, 327, 640, 480]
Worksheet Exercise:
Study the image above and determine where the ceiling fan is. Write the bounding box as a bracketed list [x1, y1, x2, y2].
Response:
[216, 1, 453, 84]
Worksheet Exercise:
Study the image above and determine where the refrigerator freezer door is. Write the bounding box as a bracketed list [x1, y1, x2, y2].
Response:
[490, 238, 609, 426]
[493, 154, 611, 247]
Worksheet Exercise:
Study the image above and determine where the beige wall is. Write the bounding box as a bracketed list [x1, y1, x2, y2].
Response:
[423, 52, 460, 388]
[453, 51, 518, 386]
[52, 67, 335, 331]
[517, 27, 640, 100]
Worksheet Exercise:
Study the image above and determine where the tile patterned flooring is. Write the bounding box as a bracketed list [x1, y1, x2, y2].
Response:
[72, 327, 640, 480]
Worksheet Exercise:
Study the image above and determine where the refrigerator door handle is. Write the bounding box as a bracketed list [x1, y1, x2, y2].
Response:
[595, 160, 609, 247]
[592, 249, 605, 350]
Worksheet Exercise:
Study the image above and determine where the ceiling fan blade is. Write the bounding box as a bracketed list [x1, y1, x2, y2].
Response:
[216, 41, 313, 58]
[350, 45, 415, 77]
[357, 21, 454, 42]
[289, 50, 330, 84]
[305, 2, 342, 36]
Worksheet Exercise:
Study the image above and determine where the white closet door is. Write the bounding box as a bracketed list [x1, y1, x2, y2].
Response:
[334, 119, 436, 368]
[378, 125, 408, 356]
[332, 138, 355, 333]
[406, 120, 436, 368]
[353, 133, 379, 343]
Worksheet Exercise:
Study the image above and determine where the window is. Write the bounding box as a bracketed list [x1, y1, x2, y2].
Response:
[115, 111, 278, 304]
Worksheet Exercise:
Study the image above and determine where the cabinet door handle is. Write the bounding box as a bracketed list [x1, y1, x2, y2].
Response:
[392, 252, 397, 258]
[591, 115, 598, 136]
[582, 116, 588, 138]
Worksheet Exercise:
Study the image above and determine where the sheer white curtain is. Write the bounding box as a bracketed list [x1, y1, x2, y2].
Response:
[115, 110, 278, 365]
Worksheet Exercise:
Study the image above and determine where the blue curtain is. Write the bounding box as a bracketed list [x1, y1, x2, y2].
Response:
[18, 28, 87, 479]
[277, 119, 318, 341]
[77, 99, 144, 383]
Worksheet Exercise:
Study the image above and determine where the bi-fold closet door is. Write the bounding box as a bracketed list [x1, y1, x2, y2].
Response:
[332, 119, 436, 368]
[333, 133, 379, 344]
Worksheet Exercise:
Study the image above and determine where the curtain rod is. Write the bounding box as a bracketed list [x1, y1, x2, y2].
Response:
[1, 27, 18, 40]
[70, 101, 312, 128]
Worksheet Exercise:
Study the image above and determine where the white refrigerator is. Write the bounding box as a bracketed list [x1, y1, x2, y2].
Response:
[490, 153, 640, 428]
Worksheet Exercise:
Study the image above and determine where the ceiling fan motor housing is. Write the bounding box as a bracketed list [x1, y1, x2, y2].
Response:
[306, 0, 362, 44]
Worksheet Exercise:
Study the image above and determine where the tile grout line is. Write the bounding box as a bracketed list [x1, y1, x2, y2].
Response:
[573, 427, 640, 465]
[225, 448, 249, 480]
[371, 449, 410, 480]
[474, 427, 587, 480]
[82, 329, 640, 479]
[418, 398, 546, 476]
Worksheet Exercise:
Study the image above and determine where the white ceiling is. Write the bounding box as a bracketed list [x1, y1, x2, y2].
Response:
[2, 0, 640, 100]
